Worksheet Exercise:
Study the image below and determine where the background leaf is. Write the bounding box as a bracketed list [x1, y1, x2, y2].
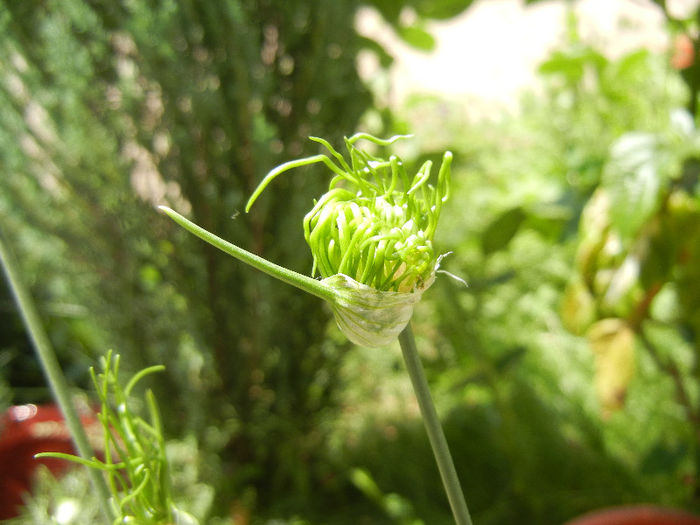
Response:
[480, 207, 527, 255]
[587, 318, 636, 414]
[603, 132, 664, 240]
[397, 25, 436, 52]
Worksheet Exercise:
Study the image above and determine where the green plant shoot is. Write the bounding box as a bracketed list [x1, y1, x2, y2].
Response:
[159, 133, 471, 525]
[246, 133, 452, 293]
[160, 134, 454, 347]
[37, 351, 196, 525]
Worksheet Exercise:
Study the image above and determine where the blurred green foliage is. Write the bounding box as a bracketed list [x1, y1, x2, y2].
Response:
[380, 8, 699, 523]
[0, 0, 473, 522]
[3, 1, 700, 524]
[0, 0, 375, 519]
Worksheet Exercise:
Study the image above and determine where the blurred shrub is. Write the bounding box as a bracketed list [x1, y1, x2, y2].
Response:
[0, 0, 481, 521]
[0, 0, 370, 519]
[339, 11, 697, 523]
[6, 1, 699, 523]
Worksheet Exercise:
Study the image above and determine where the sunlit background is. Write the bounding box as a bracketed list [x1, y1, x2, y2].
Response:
[1, 0, 700, 523]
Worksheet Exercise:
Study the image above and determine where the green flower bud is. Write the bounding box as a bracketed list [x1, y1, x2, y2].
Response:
[245, 133, 453, 346]
[161, 133, 455, 348]
[247, 133, 452, 293]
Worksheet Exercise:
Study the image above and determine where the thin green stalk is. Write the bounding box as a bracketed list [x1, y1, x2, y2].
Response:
[158, 206, 336, 302]
[398, 324, 473, 525]
[0, 230, 115, 523]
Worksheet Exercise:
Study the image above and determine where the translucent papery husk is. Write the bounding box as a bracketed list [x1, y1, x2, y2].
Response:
[172, 505, 200, 525]
[323, 272, 436, 347]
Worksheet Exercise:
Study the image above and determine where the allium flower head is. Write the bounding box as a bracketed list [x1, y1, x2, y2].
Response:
[162, 133, 454, 348]
[247, 133, 452, 294]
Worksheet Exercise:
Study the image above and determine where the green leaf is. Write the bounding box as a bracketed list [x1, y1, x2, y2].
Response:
[523, 203, 570, 240]
[481, 207, 527, 255]
[365, 0, 402, 24]
[538, 48, 607, 83]
[412, 0, 474, 20]
[603, 132, 663, 240]
[561, 279, 596, 335]
[358, 36, 395, 68]
[587, 318, 636, 414]
[614, 49, 650, 78]
[397, 25, 436, 52]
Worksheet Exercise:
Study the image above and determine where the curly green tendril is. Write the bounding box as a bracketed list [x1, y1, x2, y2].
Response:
[246, 133, 452, 293]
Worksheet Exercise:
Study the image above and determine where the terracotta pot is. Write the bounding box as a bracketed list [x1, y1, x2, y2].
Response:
[0, 403, 99, 520]
[564, 505, 700, 525]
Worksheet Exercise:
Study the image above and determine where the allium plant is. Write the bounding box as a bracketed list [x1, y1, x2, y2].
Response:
[160, 133, 472, 524]
[246, 133, 451, 293]
[1, 233, 196, 524]
[36, 352, 197, 525]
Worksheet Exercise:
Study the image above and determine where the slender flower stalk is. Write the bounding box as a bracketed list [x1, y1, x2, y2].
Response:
[160, 133, 472, 524]
[0, 230, 115, 523]
[399, 326, 472, 525]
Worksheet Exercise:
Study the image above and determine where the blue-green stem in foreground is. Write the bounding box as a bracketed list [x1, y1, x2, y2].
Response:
[160, 133, 472, 524]
[399, 325, 472, 525]
[0, 230, 115, 523]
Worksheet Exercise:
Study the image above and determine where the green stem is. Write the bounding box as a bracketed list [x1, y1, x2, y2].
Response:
[158, 206, 335, 302]
[398, 324, 473, 525]
[0, 231, 115, 523]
